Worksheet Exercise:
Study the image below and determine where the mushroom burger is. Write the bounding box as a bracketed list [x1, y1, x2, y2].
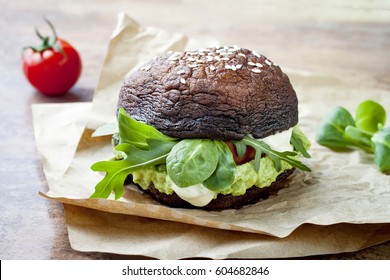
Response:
[91, 46, 311, 210]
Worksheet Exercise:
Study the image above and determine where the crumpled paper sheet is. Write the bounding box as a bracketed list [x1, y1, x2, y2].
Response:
[64, 204, 390, 259]
[33, 14, 390, 258]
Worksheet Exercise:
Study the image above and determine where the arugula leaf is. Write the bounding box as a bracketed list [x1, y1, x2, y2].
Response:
[372, 128, 390, 173]
[166, 139, 219, 188]
[291, 128, 311, 158]
[90, 139, 176, 199]
[234, 140, 247, 158]
[203, 141, 237, 191]
[117, 108, 177, 148]
[355, 100, 386, 133]
[242, 136, 311, 172]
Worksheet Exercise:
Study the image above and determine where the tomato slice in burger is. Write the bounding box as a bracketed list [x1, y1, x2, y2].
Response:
[225, 141, 256, 165]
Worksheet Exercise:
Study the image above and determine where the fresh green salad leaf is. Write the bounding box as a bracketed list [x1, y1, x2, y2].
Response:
[316, 99, 389, 174]
[166, 139, 219, 188]
[203, 141, 237, 191]
[117, 108, 177, 148]
[291, 128, 311, 158]
[344, 126, 373, 152]
[372, 128, 390, 173]
[91, 122, 119, 137]
[234, 140, 247, 158]
[355, 100, 386, 133]
[241, 136, 311, 172]
[91, 139, 177, 199]
[316, 106, 355, 148]
[91, 109, 179, 199]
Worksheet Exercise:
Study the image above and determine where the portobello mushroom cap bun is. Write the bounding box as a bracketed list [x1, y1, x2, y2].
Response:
[116, 46, 311, 210]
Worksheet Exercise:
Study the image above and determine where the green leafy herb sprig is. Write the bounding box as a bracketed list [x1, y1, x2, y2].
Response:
[90, 108, 178, 199]
[90, 108, 311, 199]
[316, 100, 390, 173]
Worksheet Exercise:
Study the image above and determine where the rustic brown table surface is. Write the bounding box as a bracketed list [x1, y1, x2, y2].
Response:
[1, 0, 389, 259]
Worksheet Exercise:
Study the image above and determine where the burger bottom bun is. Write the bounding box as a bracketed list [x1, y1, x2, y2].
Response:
[131, 168, 295, 211]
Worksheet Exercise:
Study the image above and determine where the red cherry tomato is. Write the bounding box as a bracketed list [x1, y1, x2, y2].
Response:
[22, 18, 82, 96]
[225, 141, 256, 165]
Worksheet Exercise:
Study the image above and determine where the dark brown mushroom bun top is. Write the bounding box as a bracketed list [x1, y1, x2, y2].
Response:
[118, 46, 298, 140]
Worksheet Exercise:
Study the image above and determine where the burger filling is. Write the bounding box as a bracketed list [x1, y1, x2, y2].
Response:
[90, 108, 311, 203]
[131, 126, 310, 206]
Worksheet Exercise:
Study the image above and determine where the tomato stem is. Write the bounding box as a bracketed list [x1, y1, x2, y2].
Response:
[43, 16, 58, 41]
[23, 16, 67, 59]
[35, 28, 45, 40]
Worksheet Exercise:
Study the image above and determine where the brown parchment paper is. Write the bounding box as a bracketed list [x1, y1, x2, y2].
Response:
[33, 14, 390, 258]
[64, 204, 390, 259]
[33, 101, 390, 259]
